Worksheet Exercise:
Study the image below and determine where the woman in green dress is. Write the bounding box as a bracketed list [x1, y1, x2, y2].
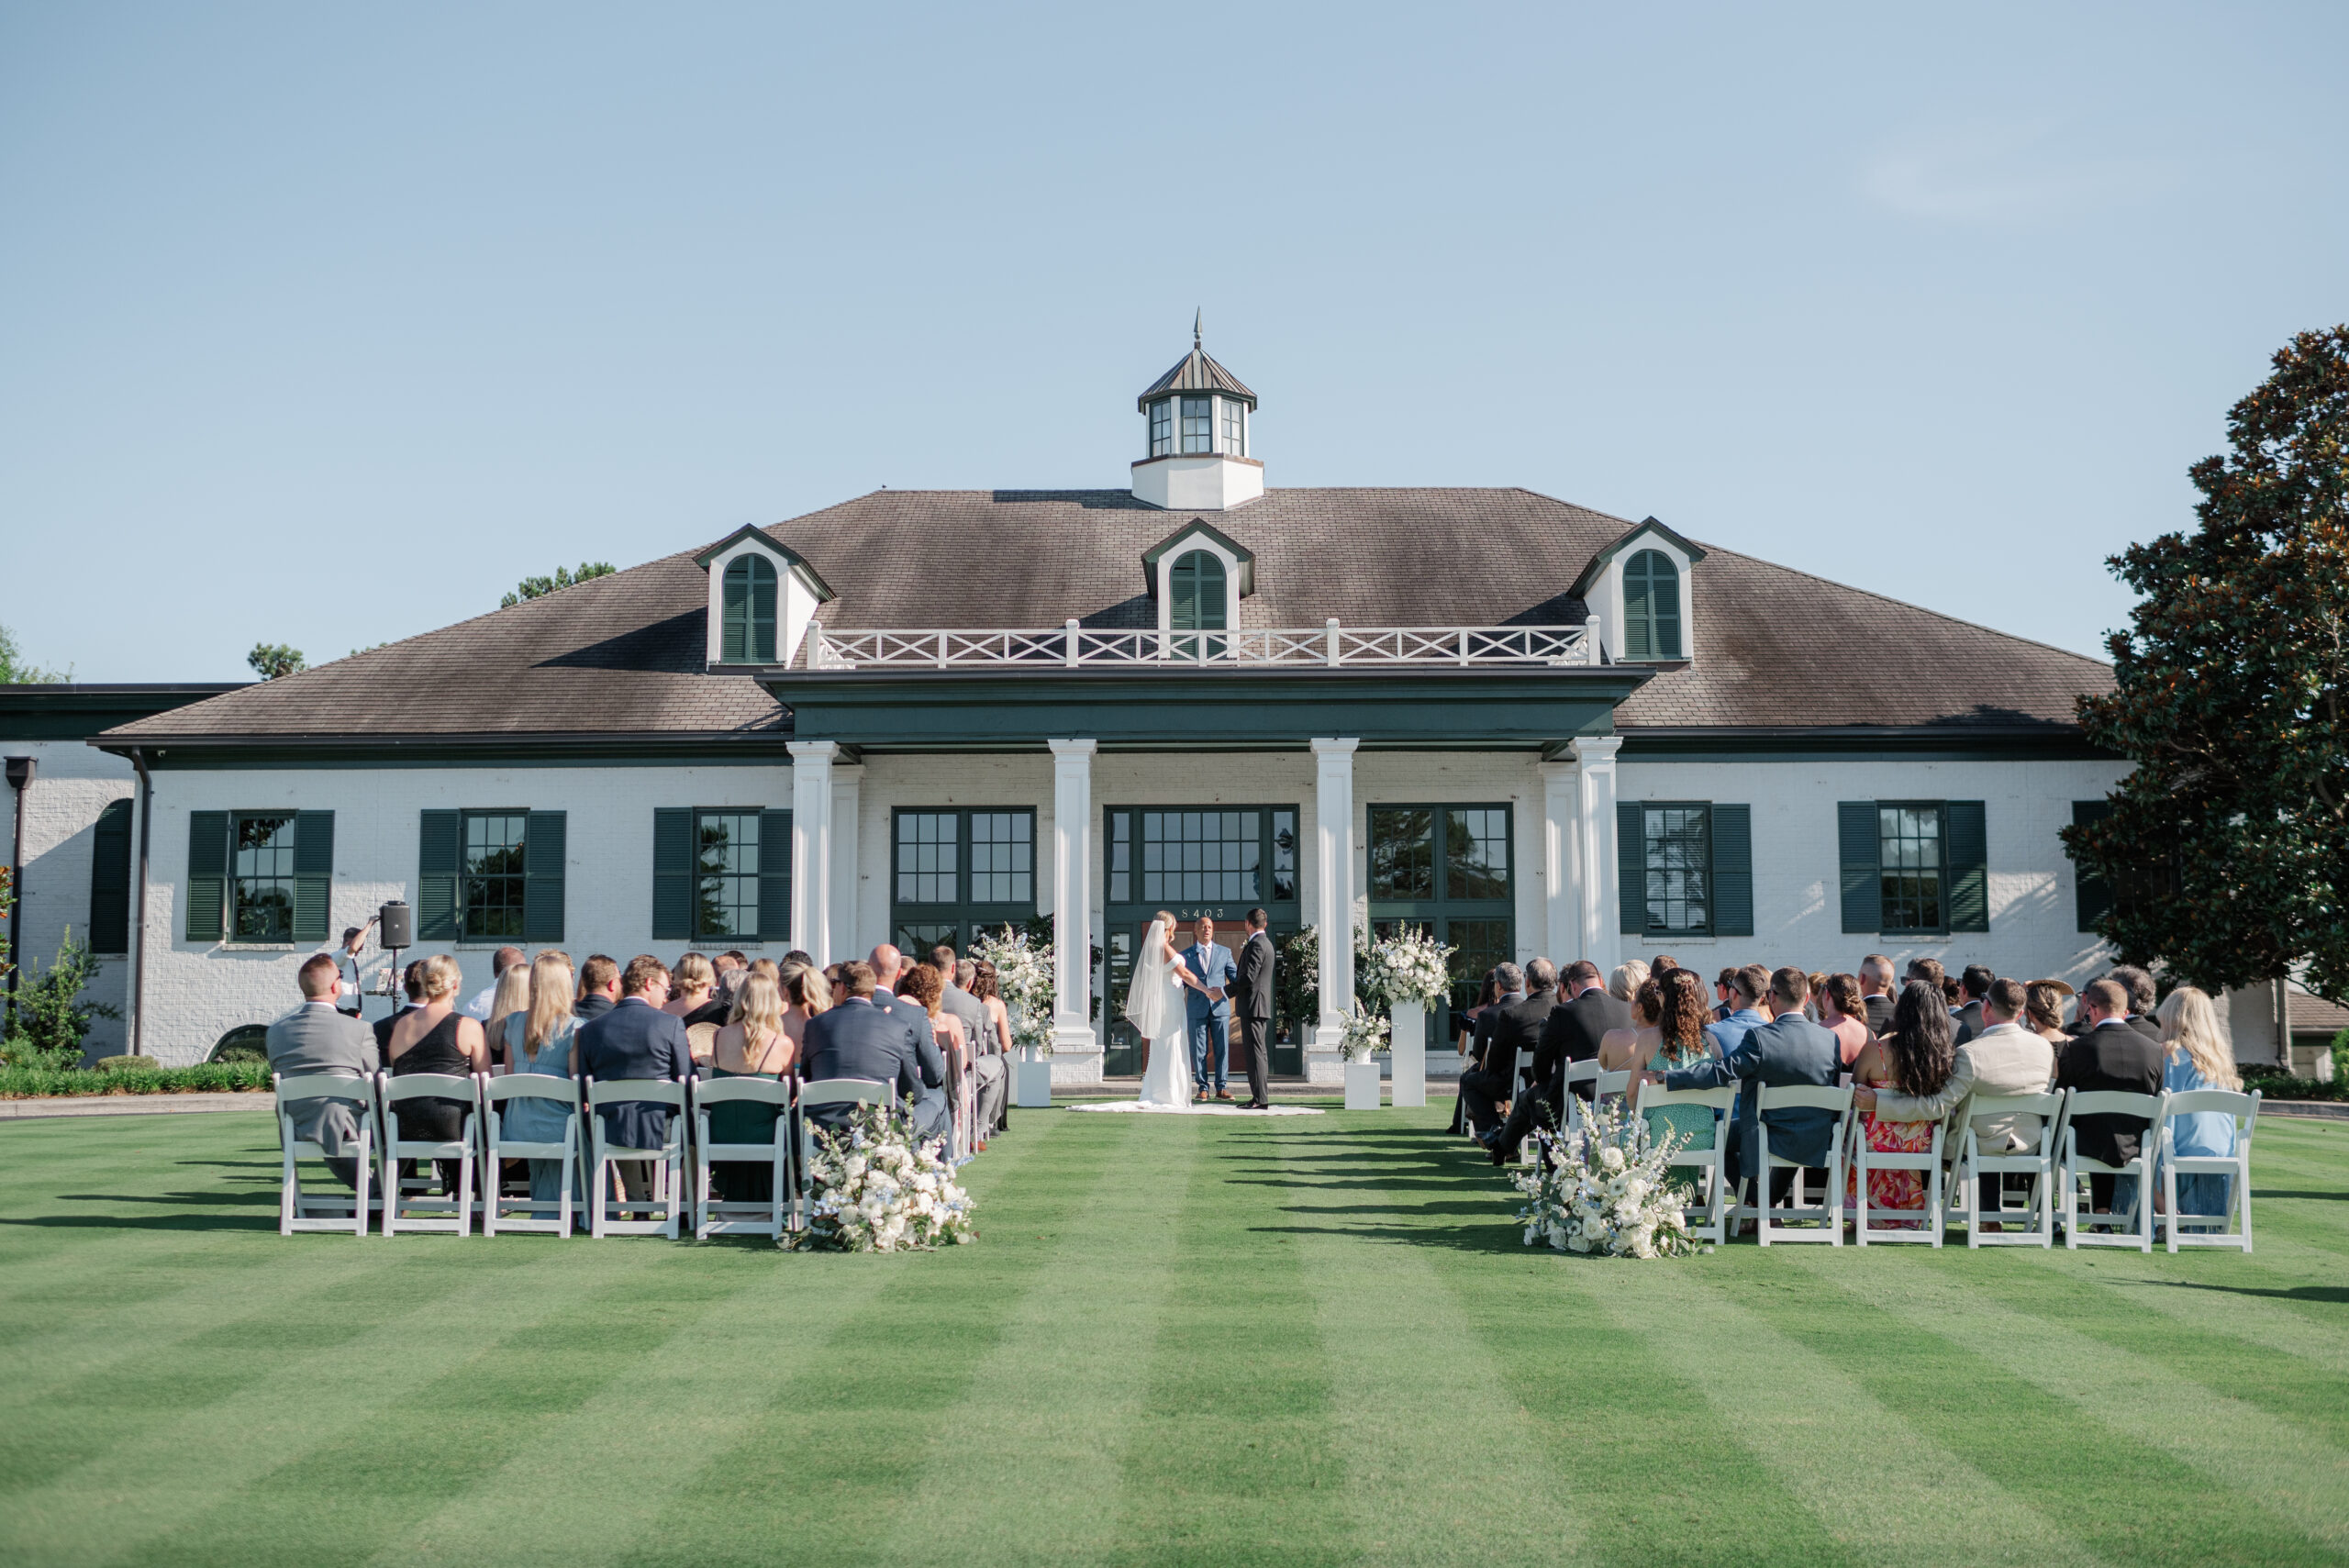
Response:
[1630, 968, 1718, 1151]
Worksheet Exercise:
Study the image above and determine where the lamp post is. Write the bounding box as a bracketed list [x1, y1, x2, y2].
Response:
[5, 755, 33, 1028]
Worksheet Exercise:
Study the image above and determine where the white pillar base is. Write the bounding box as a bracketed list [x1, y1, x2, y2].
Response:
[1305, 1040, 1347, 1085]
[1388, 1000, 1427, 1107]
[1343, 1060, 1384, 1110]
[1015, 1058, 1055, 1106]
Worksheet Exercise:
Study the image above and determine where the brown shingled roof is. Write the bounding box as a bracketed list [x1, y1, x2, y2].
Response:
[100, 486, 2111, 743]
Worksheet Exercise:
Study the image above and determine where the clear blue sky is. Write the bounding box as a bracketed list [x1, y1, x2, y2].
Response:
[5, 3, 2343, 680]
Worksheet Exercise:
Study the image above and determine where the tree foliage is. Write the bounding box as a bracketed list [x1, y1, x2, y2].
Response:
[247, 643, 307, 680]
[500, 562, 616, 609]
[2065, 326, 2348, 1003]
[0, 623, 70, 684]
[1, 930, 120, 1068]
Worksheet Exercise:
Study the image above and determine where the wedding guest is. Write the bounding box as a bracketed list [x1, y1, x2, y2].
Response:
[1906, 957, 1947, 994]
[798, 961, 924, 1132]
[485, 958, 532, 1069]
[1449, 967, 1503, 1135]
[898, 962, 972, 1149]
[748, 957, 780, 984]
[2056, 977, 2165, 1215]
[463, 946, 528, 1021]
[1859, 954, 1898, 1033]
[1465, 961, 1553, 1148]
[385, 953, 490, 1196]
[1817, 973, 1871, 1067]
[1650, 953, 1679, 976]
[1712, 967, 1740, 1023]
[266, 953, 379, 1189]
[2155, 985, 2243, 1227]
[2110, 965, 2165, 1043]
[1954, 964, 1996, 1044]
[708, 970, 794, 1202]
[1846, 982, 1957, 1226]
[970, 959, 1015, 1137]
[662, 953, 718, 1026]
[374, 960, 428, 1054]
[713, 951, 748, 994]
[2025, 981, 2074, 1051]
[1610, 959, 1650, 1003]
[1628, 969, 1716, 1153]
[1862, 977, 2055, 1227]
[1495, 960, 1623, 1161]
[936, 946, 1001, 1149]
[1706, 964, 1772, 1058]
[777, 962, 829, 1057]
[500, 951, 580, 1208]
[1665, 967, 1841, 1212]
[869, 944, 949, 1138]
[574, 954, 620, 1021]
[575, 955, 689, 1203]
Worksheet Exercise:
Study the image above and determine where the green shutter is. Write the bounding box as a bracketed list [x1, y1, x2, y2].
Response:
[1617, 799, 1643, 935]
[184, 810, 228, 942]
[721, 560, 748, 662]
[1623, 564, 1653, 661]
[1945, 800, 1987, 933]
[1838, 801, 1880, 934]
[652, 807, 694, 940]
[750, 559, 777, 662]
[2071, 799, 2113, 933]
[87, 798, 133, 955]
[525, 810, 566, 942]
[1710, 804, 1753, 937]
[291, 809, 334, 943]
[760, 807, 793, 942]
[417, 810, 461, 940]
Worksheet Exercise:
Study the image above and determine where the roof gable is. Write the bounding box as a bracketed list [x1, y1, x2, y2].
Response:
[1141, 518, 1256, 597]
[1569, 516, 1709, 599]
[691, 523, 837, 602]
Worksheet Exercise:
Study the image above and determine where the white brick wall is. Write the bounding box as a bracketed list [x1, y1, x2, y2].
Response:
[5, 740, 136, 1056]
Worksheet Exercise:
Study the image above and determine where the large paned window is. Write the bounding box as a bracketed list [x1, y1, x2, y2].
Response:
[1180, 395, 1212, 453]
[720, 555, 778, 662]
[462, 811, 530, 941]
[417, 808, 563, 944]
[1367, 804, 1514, 1037]
[695, 810, 762, 938]
[1219, 397, 1245, 455]
[1642, 804, 1710, 936]
[1878, 805, 1944, 934]
[1623, 549, 1682, 661]
[1836, 798, 1985, 936]
[651, 806, 786, 942]
[1168, 550, 1228, 659]
[232, 814, 299, 942]
[890, 808, 1036, 953]
[1149, 398, 1173, 457]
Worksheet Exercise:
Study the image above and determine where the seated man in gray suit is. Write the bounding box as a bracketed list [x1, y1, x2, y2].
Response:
[266, 952, 381, 1189]
[1665, 966, 1842, 1209]
[800, 962, 925, 1134]
[937, 947, 1003, 1150]
[869, 944, 949, 1139]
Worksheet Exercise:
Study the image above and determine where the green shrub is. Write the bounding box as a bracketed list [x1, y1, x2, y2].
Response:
[2242, 1063, 2349, 1103]
[0, 931, 119, 1066]
[0, 1062, 271, 1099]
[94, 1055, 147, 1073]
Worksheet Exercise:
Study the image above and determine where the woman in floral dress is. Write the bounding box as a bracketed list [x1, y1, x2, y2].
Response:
[1846, 981, 1957, 1223]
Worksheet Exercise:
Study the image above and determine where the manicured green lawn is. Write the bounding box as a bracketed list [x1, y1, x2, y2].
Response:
[3, 1105, 2345, 1567]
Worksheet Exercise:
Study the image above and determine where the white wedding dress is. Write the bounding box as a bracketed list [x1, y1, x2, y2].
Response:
[1130, 918, 1196, 1109]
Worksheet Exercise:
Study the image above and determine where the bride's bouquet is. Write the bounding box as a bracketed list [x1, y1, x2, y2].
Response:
[971, 924, 1055, 1056]
[1512, 1098, 1700, 1259]
[791, 1103, 976, 1252]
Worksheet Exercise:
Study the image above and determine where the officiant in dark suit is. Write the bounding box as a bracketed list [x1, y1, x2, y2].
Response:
[1230, 908, 1276, 1109]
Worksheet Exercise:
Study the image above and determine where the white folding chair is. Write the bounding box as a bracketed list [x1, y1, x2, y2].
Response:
[585, 1078, 687, 1239]
[796, 1077, 891, 1229]
[482, 1073, 581, 1237]
[1594, 1069, 1633, 1106]
[2061, 1090, 2164, 1252]
[1746, 1084, 1854, 1247]
[1561, 1060, 1605, 1136]
[692, 1075, 793, 1240]
[273, 1072, 378, 1237]
[1853, 1108, 1949, 1247]
[1633, 1083, 1737, 1245]
[1953, 1092, 2064, 1248]
[379, 1072, 479, 1237]
[2160, 1088, 2261, 1254]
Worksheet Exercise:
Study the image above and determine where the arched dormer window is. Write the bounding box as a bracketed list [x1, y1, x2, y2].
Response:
[1623, 549, 1681, 660]
[1170, 550, 1227, 658]
[720, 555, 777, 662]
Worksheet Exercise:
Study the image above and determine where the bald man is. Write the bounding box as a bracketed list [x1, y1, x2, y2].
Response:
[870, 945, 949, 1138]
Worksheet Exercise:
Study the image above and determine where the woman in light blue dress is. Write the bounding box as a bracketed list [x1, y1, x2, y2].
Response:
[1630, 968, 1718, 1152]
[499, 951, 580, 1207]
[2154, 985, 2241, 1225]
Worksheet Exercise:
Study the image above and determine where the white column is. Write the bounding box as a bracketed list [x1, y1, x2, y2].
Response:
[829, 762, 862, 959]
[1541, 758, 1579, 965]
[1047, 739, 1098, 1060]
[1311, 738, 1359, 1057]
[787, 741, 836, 965]
[1571, 735, 1623, 974]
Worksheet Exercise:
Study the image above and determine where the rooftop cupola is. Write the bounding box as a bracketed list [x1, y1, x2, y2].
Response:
[1132, 313, 1263, 510]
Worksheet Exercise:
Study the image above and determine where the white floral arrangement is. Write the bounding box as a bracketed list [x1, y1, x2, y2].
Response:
[791, 1102, 976, 1252]
[970, 923, 1055, 1056]
[1337, 1003, 1389, 1063]
[1359, 926, 1454, 1008]
[1511, 1097, 1699, 1259]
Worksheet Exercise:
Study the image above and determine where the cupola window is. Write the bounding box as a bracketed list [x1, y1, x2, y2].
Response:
[1220, 397, 1245, 456]
[720, 555, 778, 662]
[1149, 398, 1173, 457]
[1623, 549, 1682, 661]
[1181, 395, 1213, 454]
[1169, 550, 1228, 658]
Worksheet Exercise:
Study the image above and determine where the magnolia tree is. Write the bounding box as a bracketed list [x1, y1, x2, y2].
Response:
[2065, 326, 2349, 1005]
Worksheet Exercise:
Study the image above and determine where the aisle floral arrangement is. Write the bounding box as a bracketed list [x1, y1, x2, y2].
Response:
[1512, 1098, 1700, 1258]
[1358, 926, 1454, 1008]
[1337, 1003, 1389, 1062]
[970, 924, 1055, 1055]
[791, 1103, 976, 1252]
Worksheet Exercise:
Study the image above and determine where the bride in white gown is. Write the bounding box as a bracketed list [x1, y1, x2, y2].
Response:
[1126, 912, 1198, 1109]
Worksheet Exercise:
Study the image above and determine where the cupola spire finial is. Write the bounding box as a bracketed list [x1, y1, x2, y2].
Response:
[1193, 307, 1201, 350]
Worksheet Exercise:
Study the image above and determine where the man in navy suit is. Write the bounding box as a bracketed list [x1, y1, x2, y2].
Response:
[1664, 966, 1842, 1208]
[575, 954, 690, 1201]
[1182, 916, 1238, 1102]
[800, 961, 925, 1132]
[869, 944, 950, 1138]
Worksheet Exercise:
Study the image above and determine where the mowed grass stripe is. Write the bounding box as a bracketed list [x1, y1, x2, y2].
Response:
[866, 1111, 1192, 1566]
[1575, 1265, 2111, 1568]
[0, 1115, 287, 1291]
[0, 1242, 673, 1566]
[1779, 1251, 2349, 1553]
[1108, 1112, 1353, 1568]
[2025, 1247, 2349, 1383]
[598, 1109, 1128, 1566]
[1277, 1118, 1595, 1566]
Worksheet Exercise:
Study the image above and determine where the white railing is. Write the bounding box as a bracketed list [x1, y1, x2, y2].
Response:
[804, 617, 1602, 672]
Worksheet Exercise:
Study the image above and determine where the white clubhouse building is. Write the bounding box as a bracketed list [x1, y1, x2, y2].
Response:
[13, 332, 2303, 1076]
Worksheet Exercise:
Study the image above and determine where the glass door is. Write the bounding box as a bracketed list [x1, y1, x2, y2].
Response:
[1366, 804, 1515, 1046]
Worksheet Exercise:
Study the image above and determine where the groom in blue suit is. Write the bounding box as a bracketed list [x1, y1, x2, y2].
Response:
[1182, 915, 1237, 1103]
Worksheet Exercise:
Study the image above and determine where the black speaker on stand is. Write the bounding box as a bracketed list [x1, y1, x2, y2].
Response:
[376, 901, 412, 1018]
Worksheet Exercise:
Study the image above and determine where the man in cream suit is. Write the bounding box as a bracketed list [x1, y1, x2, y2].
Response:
[1855, 975, 2055, 1219]
[266, 953, 381, 1189]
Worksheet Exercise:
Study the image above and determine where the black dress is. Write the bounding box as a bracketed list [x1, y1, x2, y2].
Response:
[391, 1013, 473, 1193]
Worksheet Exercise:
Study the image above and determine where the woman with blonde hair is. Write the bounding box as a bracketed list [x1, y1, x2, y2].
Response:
[485, 959, 533, 1069]
[2155, 985, 2242, 1224]
[385, 952, 490, 1195]
[1608, 959, 1650, 1003]
[499, 951, 579, 1207]
[709, 970, 792, 1201]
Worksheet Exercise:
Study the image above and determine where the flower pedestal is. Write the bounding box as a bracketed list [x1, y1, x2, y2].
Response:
[1015, 1052, 1053, 1108]
[1388, 1000, 1428, 1108]
[1343, 1059, 1383, 1110]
